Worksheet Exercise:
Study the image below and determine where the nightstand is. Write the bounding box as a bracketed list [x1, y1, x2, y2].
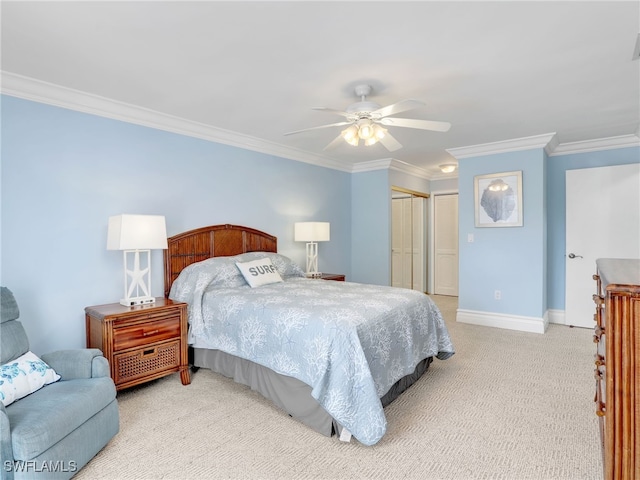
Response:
[319, 273, 346, 281]
[85, 298, 190, 391]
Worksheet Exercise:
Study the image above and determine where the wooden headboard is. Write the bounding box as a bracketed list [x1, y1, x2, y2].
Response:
[163, 224, 277, 297]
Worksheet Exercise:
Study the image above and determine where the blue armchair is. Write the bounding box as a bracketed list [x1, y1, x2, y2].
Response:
[1, 287, 119, 479]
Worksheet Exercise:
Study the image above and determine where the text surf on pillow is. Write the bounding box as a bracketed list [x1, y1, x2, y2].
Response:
[236, 258, 283, 287]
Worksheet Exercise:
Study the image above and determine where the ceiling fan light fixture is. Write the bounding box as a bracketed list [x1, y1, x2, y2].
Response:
[364, 136, 378, 146]
[356, 119, 374, 140]
[341, 125, 358, 142]
[439, 163, 457, 173]
[374, 125, 386, 140]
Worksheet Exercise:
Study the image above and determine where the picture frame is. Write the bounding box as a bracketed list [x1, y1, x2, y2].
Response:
[474, 171, 523, 227]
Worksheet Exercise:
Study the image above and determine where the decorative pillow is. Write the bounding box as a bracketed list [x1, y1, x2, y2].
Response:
[236, 258, 284, 288]
[0, 351, 61, 406]
[235, 252, 306, 278]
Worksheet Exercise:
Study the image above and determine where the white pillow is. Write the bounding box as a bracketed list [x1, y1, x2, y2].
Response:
[236, 258, 284, 288]
[0, 351, 61, 406]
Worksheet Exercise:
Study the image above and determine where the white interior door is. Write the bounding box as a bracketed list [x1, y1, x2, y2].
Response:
[434, 194, 459, 296]
[565, 163, 640, 328]
[391, 194, 426, 291]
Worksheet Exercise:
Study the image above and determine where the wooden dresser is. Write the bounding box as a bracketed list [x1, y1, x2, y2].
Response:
[593, 258, 640, 480]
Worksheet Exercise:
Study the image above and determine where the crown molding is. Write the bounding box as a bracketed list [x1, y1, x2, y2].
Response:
[446, 130, 639, 160]
[549, 133, 640, 156]
[350, 158, 437, 180]
[3, 72, 636, 176]
[351, 158, 393, 173]
[428, 170, 459, 181]
[388, 159, 432, 180]
[0, 71, 352, 173]
[446, 133, 558, 160]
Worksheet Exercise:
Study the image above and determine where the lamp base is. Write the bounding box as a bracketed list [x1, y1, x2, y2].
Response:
[120, 296, 156, 307]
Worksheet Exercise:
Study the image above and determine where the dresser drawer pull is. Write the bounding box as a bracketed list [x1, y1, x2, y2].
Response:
[142, 348, 156, 356]
[142, 330, 160, 337]
[594, 374, 605, 417]
[592, 325, 604, 343]
[592, 294, 604, 306]
[594, 354, 605, 367]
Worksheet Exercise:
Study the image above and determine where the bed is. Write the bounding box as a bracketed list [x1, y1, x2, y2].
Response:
[164, 224, 454, 446]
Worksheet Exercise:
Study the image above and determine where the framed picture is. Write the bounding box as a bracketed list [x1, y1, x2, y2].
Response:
[474, 171, 523, 227]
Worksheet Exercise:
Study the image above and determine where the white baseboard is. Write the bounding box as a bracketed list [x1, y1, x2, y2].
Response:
[456, 309, 549, 334]
[547, 309, 566, 325]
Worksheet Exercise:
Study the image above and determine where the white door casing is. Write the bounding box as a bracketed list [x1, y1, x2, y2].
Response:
[412, 196, 425, 292]
[565, 163, 640, 328]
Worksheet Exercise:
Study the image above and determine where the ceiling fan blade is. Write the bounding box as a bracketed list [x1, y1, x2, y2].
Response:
[378, 131, 403, 152]
[323, 133, 347, 151]
[372, 99, 425, 118]
[311, 107, 352, 118]
[379, 117, 451, 132]
[284, 121, 352, 136]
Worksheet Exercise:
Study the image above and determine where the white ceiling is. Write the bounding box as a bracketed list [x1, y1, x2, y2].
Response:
[2, 1, 639, 177]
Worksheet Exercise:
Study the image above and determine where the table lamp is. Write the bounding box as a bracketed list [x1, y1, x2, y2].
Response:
[107, 214, 168, 306]
[294, 222, 330, 278]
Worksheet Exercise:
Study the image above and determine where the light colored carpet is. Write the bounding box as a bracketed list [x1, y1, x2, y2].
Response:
[76, 296, 602, 480]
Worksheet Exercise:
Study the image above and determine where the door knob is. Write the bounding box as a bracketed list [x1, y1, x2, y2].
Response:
[568, 253, 583, 259]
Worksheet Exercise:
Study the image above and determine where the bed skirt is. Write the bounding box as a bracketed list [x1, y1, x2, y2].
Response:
[193, 347, 433, 439]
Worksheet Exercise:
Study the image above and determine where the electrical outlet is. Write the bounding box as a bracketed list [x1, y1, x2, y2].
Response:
[494, 290, 501, 300]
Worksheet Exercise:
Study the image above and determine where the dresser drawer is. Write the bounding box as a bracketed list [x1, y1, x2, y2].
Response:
[113, 340, 180, 385]
[111, 309, 179, 327]
[113, 316, 181, 351]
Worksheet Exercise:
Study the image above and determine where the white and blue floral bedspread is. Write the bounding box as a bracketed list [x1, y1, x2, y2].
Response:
[170, 252, 454, 446]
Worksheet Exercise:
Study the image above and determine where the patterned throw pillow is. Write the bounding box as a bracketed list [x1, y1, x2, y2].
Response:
[0, 351, 61, 406]
[236, 257, 284, 288]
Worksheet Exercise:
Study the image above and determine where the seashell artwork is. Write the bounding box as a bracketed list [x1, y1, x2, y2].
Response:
[480, 179, 516, 222]
[474, 171, 523, 227]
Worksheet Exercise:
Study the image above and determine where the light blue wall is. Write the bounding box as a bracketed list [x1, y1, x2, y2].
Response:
[1, 96, 351, 354]
[458, 144, 639, 319]
[546, 146, 640, 309]
[458, 148, 547, 318]
[351, 169, 390, 285]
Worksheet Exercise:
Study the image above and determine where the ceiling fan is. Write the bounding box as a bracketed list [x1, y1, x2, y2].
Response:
[284, 84, 451, 152]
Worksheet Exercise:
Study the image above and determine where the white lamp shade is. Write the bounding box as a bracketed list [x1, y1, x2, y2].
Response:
[294, 222, 330, 242]
[107, 214, 168, 250]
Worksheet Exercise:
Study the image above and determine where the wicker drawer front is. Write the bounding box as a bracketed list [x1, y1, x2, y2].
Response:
[113, 316, 180, 351]
[114, 341, 180, 384]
